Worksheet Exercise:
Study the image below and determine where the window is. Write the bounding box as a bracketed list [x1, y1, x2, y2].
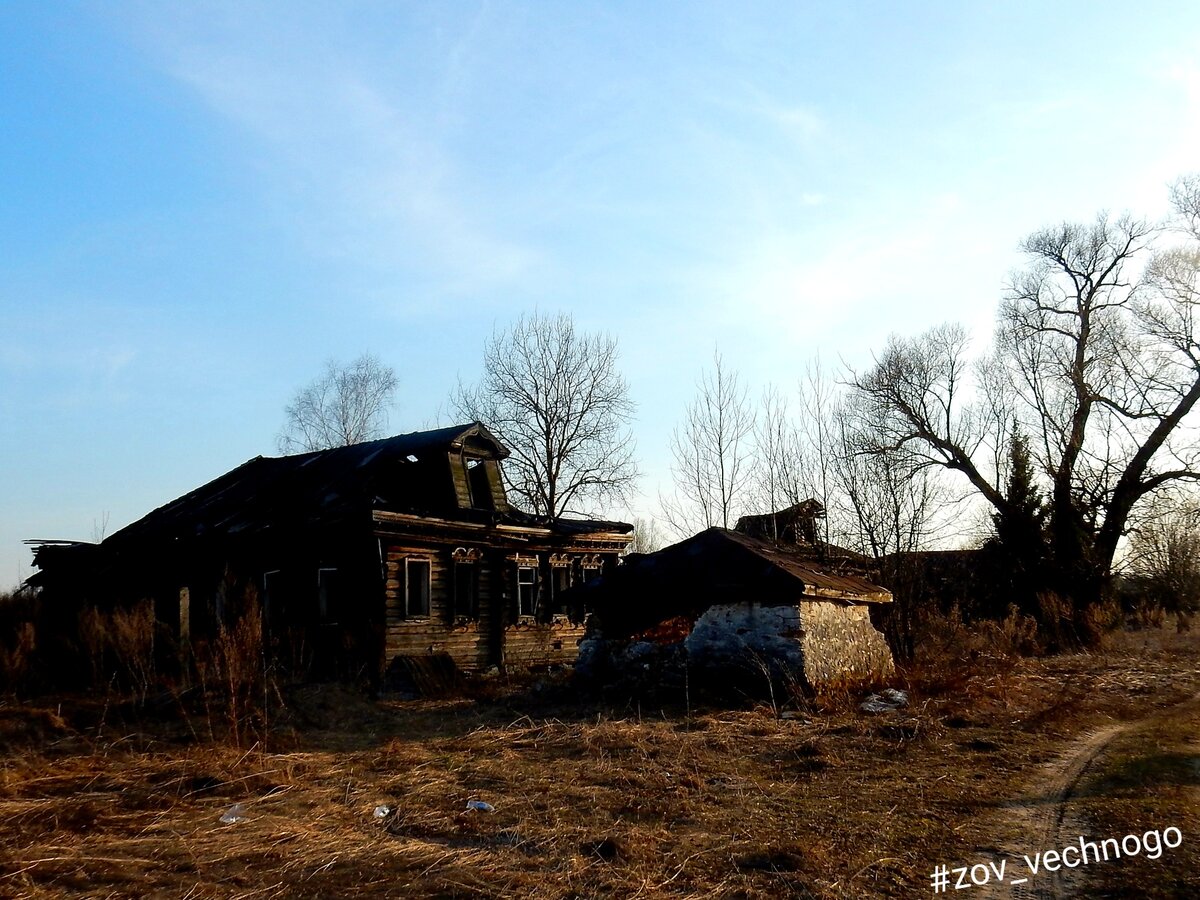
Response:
[517, 565, 537, 617]
[406, 558, 431, 617]
[550, 563, 571, 614]
[581, 557, 602, 616]
[317, 568, 339, 623]
[453, 561, 478, 619]
[467, 458, 495, 510]
[262, 569, 282, 620]
[582, 561, 602, 583]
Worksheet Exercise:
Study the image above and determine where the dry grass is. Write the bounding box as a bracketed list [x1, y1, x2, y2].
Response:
[193, 602, 275, 749]
[0, 628, 1197, 898]
[79, 600, 159, 701]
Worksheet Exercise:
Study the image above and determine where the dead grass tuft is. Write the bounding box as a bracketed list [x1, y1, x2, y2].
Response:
[78, 600, 159, 701]
[0, 622, 36, 693]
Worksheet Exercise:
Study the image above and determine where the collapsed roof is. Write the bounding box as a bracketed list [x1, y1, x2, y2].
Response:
[28, 422, 631, 582]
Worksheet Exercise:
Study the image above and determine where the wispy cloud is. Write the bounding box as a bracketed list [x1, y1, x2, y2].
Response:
[673, 190, 1001, 369]
[755, 99, 826, 144]
[123, 6, 540, 302]
[1, 338, 137, 409]
[1155, 55, 1200, 180]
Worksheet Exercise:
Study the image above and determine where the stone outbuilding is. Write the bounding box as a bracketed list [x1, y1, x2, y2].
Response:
[574, 526, 895, 691]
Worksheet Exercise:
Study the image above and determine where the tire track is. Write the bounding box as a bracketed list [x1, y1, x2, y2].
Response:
[968, 725, 1121, 899]
[976, 689, 1200, 899]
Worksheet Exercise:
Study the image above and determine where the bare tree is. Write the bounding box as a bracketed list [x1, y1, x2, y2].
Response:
[795, 357, 844, 547]
[836, 402, 952, 660]
[278, 354, 399, 453]
[453, 312, 637, 518]
[625, 516, 667, 555]
[747, 385, 806, 535]
[1123, 493, 1200, 627]
[851, 179, 1200, 619]
[661, 351, 756, 534]
[91, 511, 111, 544]
[830, 391, 950, 562]
[1170, 173, 1200, 241]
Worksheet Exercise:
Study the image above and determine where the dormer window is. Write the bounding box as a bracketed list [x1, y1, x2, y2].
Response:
[467, 457, 498, 511]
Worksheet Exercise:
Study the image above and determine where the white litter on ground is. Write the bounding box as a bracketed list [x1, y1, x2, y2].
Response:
[860, 688, 909, 713]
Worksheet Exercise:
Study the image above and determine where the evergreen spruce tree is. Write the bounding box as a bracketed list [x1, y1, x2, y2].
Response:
[990, 428, 1048, 617]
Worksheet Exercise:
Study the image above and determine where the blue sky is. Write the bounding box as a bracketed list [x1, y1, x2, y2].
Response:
[3, 1, 1199, 586]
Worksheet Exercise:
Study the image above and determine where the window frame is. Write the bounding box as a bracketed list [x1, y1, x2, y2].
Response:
[405, 557, 432, 618]
[317, 567, 339, 624]
[452, 559, 479, 619]
[516, 564, 537, 618]
[262, 569, 282, 619]
[549, 558, 572, 615]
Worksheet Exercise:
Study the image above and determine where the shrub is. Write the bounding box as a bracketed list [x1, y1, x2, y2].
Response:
[78, 600, 160, 701]
[0, 622, 35, 694]
[194, 599, 276, 747]
[0, 588, 40, 694]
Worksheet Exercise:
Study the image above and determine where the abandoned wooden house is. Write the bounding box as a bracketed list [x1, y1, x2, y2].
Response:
[574, 519, 896, 690]
[28, 423, 633, 679]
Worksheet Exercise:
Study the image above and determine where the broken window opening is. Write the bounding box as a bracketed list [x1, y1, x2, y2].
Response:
[317, 567, 339, 624]
[262, 569, 282, 624]
[452, 560, 479, 620]
[467, 457, 495, 511]
[580, 557, 602, 615]
[405, 558, 431, 617]
[517, 565, 537, 617]
[550, 563, 572, 615]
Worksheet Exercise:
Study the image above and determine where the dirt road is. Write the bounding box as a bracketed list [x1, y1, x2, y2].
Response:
[977, 690, 1200, 899]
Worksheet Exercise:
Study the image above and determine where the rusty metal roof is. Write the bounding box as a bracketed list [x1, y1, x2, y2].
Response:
[716, 529, 892, 602]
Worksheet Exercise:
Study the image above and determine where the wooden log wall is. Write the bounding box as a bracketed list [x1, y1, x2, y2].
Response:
[503, 617, 589, 668]
[386, 544, 484, 669]
[383, 541, 605, 671]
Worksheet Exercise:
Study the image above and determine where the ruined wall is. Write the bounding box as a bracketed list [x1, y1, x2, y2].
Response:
[798, 600, 895, 687]
[383, 541, 593, 672]
[683, 600, 894, 689]
[386, 618, 491, 670]
[685, 604, 805, 675]
[384, 545, 493, 670]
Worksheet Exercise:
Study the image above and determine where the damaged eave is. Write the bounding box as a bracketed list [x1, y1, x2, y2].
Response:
[370, 509, 633, 547]
[373, 510, 497, 531]
[803, 586, 893, 603]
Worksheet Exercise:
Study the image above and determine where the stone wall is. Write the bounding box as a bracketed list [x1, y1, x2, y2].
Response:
[683, 600, 894, 689]
[798, 600, 895, 687]
[685, 603, 804, 675]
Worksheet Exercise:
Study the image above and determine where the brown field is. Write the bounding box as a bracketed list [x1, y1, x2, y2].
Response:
[0, 627, 1198, 899]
